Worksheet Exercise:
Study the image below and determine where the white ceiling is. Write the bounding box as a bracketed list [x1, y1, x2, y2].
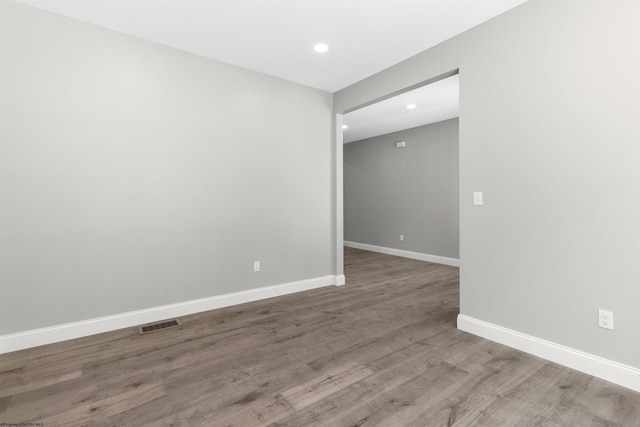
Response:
[15, 0, 527, 93]
[343, 74, 459, 143]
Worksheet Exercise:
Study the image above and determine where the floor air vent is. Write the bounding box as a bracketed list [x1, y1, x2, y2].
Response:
[138, 319, 181, 335]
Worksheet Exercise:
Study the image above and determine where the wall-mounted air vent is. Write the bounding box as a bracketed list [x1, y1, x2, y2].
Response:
[138, 319, 181, 335]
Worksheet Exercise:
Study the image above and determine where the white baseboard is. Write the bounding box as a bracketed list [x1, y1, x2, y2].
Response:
[457, 314, 640, 393]
[344, 241, 459, 267]
[335, 274, 346, 286]
[0, 275, 342, 355]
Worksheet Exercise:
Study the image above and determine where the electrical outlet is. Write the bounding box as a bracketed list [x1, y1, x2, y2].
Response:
[598, 309, 613, 330]
[253, 261, 260, 272]
[400, 234, 404, 241]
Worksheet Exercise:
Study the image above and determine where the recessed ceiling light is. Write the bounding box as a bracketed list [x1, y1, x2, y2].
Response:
[342, 124, 348, 129]
[314, 43, 329, 53]
[406, 104, 417, 110]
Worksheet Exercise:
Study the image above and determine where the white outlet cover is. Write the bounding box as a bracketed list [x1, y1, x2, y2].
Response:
[598, 309, 614, 330]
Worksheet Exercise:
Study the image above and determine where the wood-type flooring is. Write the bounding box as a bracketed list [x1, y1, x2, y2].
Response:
[1, 247, 639, 426]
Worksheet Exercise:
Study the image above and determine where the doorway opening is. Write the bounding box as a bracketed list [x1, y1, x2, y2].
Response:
[337, 71, 460, 279]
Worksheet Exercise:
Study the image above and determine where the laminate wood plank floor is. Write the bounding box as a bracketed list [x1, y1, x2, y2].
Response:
[1, 247, 639, 426]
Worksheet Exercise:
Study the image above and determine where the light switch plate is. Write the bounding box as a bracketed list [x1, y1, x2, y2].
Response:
[474, 192, 483, 206]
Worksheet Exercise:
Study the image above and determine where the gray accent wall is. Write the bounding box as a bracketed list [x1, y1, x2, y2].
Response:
[337, 0, 640, 368]
[344, 119, 459, 259]
[0, 1, 333, 334]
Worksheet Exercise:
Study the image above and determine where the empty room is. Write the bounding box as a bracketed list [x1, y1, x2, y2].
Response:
[1, 0, 639, 425]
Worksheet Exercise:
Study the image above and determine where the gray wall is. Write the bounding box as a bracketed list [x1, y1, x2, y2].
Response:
[0, 1, 333, 334]
[344, 119, 459, 259]
[336, 0, 640, 368]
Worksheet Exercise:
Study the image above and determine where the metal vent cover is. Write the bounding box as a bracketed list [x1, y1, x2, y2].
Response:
[138, 319, 181, 335]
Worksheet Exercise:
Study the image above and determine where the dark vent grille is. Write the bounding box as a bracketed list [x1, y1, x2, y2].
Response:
[138, 319, 181, 335]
